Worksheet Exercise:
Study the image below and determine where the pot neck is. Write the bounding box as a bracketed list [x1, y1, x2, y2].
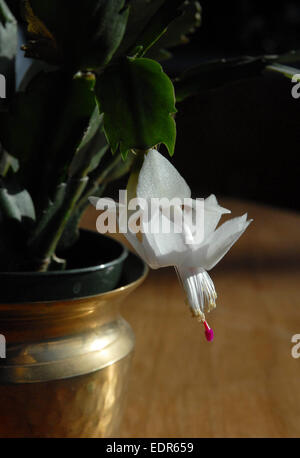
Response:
[0, 287, 133, 343]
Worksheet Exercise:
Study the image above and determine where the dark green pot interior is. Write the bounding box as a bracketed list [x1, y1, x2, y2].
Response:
[0, 229, 145, 303]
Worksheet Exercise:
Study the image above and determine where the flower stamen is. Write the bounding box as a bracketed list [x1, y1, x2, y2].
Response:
[202, 319, 214, 342]
[176, 266, 217, 317]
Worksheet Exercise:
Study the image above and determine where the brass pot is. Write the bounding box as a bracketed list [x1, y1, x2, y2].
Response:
[0, 231, 147, 438]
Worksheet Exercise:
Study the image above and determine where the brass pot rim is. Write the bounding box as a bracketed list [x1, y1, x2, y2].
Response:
[0, 230, 136, 303]
[0, 230, 128, 277]
[0, 250, 148, 307]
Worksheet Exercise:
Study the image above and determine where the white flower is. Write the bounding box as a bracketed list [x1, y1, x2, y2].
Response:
[90, 148, 252, 341]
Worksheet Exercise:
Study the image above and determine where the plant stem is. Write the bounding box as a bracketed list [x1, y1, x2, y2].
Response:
[30, 177, 88, 271]
[76, 153, 122, 210]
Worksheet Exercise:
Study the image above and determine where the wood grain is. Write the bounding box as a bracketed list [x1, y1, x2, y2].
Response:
[81, 199, 300, 438]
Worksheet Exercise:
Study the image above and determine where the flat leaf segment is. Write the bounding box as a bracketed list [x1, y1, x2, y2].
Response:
[96, 57, 176, 158]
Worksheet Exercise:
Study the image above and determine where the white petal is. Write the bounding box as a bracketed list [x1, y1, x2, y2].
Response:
[202, 214, 252, 270]
[181, 196, 230, 244]
[176, 266, 217, 319]
[137, 149, 191, 201]
[204, 194, 229, 213]
[89, 196, 150, 264]
[122, 231, 148, 263]
[89, 196, 101, 208]
[88, 196, 120, 211]
[203, 194, 231, 237]
[140, 207, 187, 268]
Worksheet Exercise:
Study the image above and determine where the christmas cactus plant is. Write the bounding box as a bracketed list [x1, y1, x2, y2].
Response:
[0, 0, 202, 271]
[0, 0, 297, 274]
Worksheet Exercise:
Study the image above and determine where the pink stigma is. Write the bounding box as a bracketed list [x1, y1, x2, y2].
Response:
[203, 320, 214, 342]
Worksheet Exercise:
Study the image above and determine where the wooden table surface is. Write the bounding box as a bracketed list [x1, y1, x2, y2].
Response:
[81, 199, 300, 438]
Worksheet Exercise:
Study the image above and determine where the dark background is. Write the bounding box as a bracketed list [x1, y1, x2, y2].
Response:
[163, 0, 300, 211]
[9, 0, 300, 211]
